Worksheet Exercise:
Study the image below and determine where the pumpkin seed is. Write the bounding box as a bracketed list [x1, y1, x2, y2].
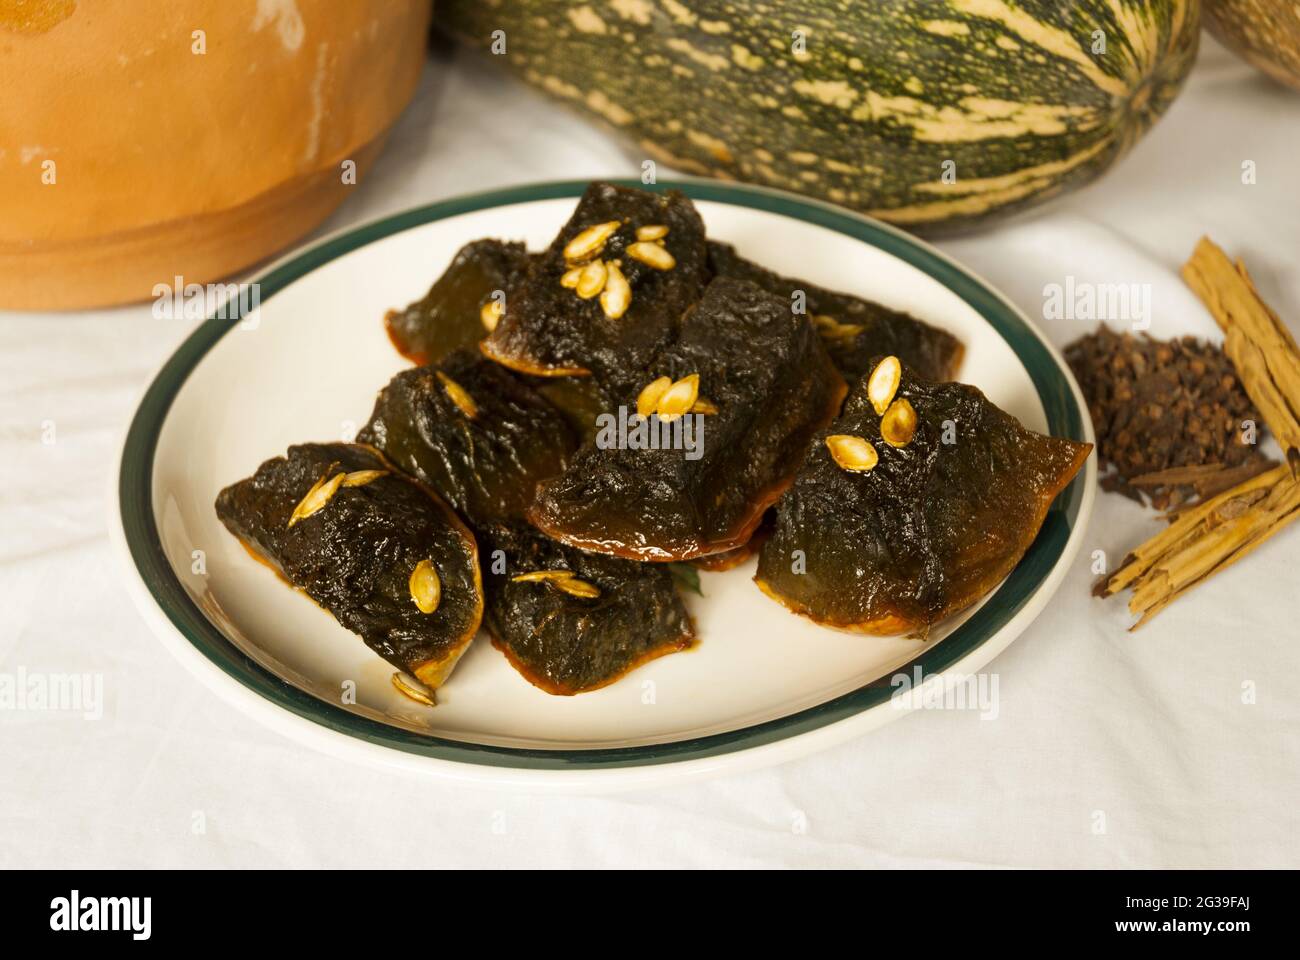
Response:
[600, 260, 631, 319]
[657, 373, 700, 422]
[691, 397, 719, 415]
[341, 469, 388, 488]
[563, 220, 621, 262]
[813, 314, 864, 340]
[826, 434, 879, 472]
[560, 266, 583, 289]
[409, 558, 441, 614]
[867, 356, 902, 415]
[636, 224, 669, 241]
[288, 471, 345, 527]
[436, 371, 478, 419]
[480, 298, 504, 331]
[626, 241, 675, 270]
[391, 671, 436, 706]
[511, 568, 599, 597]
[556, 577, 601, 599]
[636, 376, 673, 419]
[575, 258, 608, 299]
[881, 398, 918, 447]
[511, 569, 576, 583]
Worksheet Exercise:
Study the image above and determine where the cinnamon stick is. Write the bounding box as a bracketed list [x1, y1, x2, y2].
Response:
[1128, 463, 1230, 487]
[1163, 457, 1277, 515]
[1182, 236, 1300, 473]
[1098, 465, 1300, 629]
[1097, 464, 1286, 596]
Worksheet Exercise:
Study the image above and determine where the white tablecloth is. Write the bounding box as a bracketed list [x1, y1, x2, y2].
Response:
[3, 37, 1298, 869]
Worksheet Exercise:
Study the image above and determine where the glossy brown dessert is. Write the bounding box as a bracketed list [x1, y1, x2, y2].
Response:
[706, 240, 964, 385]
[756, 357, 1090, 634]
[384, 238, 532, 367]
[480, 182, 710, 394]
[360, 350, 576, 523]
[530, 277, 846, 562]
[215, 443, 483, 690]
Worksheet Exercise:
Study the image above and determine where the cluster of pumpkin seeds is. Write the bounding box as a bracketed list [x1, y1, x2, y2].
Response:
[635, 372, 717, 421]
[512, 568, 601, 599]
[826, 355, 917, 473]
[559, 221, 674, 320]
[287, 465, 389, 527]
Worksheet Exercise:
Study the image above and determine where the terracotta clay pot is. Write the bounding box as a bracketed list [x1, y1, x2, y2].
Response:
[0, 0, 431, 310]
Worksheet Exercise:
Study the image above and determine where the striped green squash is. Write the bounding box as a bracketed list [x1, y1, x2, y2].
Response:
[441, 0, 1199, 235]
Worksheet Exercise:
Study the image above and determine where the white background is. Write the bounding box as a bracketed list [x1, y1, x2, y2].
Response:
[3, 36, 1298, 868]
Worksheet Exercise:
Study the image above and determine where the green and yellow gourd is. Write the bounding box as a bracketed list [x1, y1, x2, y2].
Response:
[442, 0, 1199, 235]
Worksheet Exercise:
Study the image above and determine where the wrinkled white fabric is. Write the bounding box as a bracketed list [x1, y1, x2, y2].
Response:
[2, 38, 1298, 868]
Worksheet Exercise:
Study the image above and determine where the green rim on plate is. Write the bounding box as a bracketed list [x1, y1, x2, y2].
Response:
[119, 179, 1087, 770]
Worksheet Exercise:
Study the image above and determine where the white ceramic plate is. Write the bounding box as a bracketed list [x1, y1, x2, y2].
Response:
[112, 180, 1095, 791]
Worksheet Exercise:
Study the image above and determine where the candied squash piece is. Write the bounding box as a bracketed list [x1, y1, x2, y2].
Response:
[530, 277, 846, 561]
[706, 241, 965, 384]
[215, 443, 482, 690]
[359, 349, 576, 524]
[480, 521, 695, 696]
[481, 182, 709, 393]
[381, 238, 612, 441]
[755, 358, 1090, 634]
[384, 239, 533, 366]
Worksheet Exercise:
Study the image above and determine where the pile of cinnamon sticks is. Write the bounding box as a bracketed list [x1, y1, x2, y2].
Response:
[1096, 237, 1300, 628]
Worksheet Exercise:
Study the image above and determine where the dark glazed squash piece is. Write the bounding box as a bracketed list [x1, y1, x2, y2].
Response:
[358, 351, 695, 694]
[380, 238, 609, 441]
[530, 277, 846, 562]
[214, 443, 483, 690]
[755, 358, 1091, 634]
[481, 181, 709, 393]
[707, 241, 964, 384]
[359, 349, 577, 524]
[384, 239, 532, 366]
[480, 522, 695, 696]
